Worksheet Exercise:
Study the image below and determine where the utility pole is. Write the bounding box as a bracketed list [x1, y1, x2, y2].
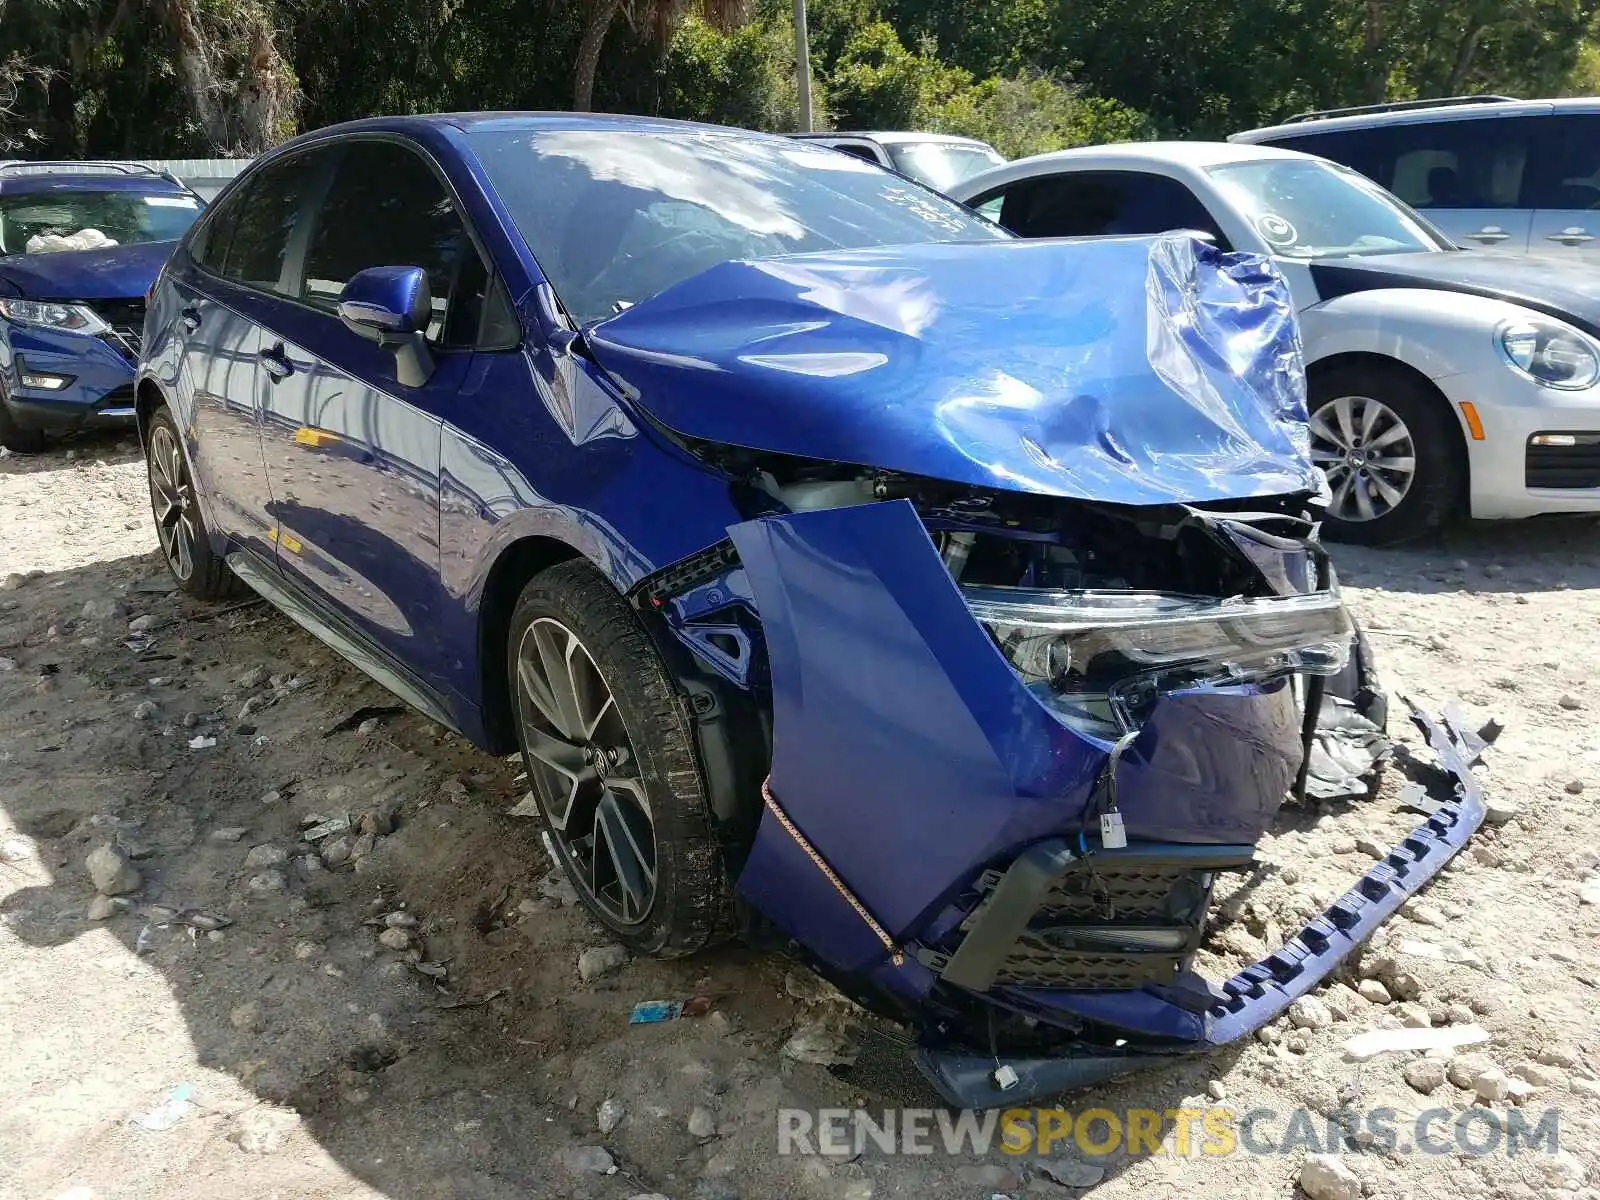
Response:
[794, 0, 814, 131]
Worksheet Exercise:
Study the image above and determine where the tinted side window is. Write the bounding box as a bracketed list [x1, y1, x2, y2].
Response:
[999, 172, 1226, 244]
[828, 143, 883, 164]
[1380, 118, 1534, 209]
[190, 197, 238, 273]
[1526, 115, 1600, 209]
[300, 140, 488, 348]
[216, 153, 325, 294]
[1256, 129, 1386, 182]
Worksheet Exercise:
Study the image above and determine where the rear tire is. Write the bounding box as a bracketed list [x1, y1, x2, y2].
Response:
[0, 400, 46, 454]
[145, 406, 242, 599]
[507, 559, 734, 957]
[1309, 364, 1460, 546]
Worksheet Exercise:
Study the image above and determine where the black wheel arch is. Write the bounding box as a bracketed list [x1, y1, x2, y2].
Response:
[476, 538, 770, 863]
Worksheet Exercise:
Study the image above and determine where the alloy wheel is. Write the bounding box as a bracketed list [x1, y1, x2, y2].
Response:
[514, 617, 657, 926]
[1309, 394, 1418, 523]
[147, 424, 197, 581]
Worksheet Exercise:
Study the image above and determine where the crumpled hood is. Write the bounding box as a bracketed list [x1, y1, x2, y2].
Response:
[1310, 250, 1600, 339]
[0, 240, 175, 300]
[587, 235, 1318, 506]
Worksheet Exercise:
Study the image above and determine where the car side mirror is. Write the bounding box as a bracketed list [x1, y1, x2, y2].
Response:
[338, 266, 435, 388]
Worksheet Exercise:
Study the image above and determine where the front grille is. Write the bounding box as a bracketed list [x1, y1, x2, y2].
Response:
[88, 298, 146, 360]
[916, 840, 1255, 993]
[1037, 861, 1212, 923]
[1526, 432, 1600, 489]
[994, 940, 1183, 990]
[97, 384, 135, 411]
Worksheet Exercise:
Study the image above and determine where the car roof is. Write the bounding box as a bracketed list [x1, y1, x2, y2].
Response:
[0, 172, 191, 196]
[981, 140, 1309, 174]
[791, 131, 997, 147]
[263, 111, 805, 162]
[1233, 95, 1600, 143]
[291, 111, 742, 141]
[947, 141, 1319, 201]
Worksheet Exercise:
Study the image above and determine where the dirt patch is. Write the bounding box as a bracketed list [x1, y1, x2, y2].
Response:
[2, 434, 1597, 1199]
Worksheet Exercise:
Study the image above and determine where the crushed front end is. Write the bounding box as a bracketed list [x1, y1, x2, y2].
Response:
[590, 233, 1485, 1107]
[723, 496, 1485, 1108]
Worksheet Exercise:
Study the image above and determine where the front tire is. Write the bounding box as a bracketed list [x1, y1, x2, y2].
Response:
[1309, 365, 1460, 545]
[145, 406, 241, 599]
[0, 400, 46, 454]
[507, 559, 733, 957]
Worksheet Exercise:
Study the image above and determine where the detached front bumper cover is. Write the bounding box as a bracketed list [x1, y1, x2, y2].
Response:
[914, 698, 1487, 1108]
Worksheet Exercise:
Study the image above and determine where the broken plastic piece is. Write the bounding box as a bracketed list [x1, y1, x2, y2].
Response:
[629, 1000, 684, 1024]
[1302, 696, 1390, 800]
[1343, 1023, 1489, 1061]
[302, 815, 350, 841]
[1396, 781, 1442, 816]
[175, 908, 231, 931]
[129, 1083, 194, 1131]
[1098, 811, 1127, 849]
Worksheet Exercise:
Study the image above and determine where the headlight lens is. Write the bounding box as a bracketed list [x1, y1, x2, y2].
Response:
[1497, 318, 1600, 390]
[964, 586, 1352, 738]
[0, 297, 110, 335]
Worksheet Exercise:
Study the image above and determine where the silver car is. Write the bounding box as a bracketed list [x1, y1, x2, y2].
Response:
[1232, 95, 1600, 258]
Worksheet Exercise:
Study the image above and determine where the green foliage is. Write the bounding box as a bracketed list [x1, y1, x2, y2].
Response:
[2, 0, 1599, 161]
[929, 75, 1155, 159]
[826, 20, 968, 129]
[661, 15, 804, 129]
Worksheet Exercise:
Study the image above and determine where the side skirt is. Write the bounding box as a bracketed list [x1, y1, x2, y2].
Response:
[226, 551, 467, 739]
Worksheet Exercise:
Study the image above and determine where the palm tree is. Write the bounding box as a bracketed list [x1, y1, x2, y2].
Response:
[572, 0, 752, 112]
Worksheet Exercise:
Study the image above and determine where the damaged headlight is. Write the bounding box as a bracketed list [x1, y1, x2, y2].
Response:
[965, 587, 1352, 738]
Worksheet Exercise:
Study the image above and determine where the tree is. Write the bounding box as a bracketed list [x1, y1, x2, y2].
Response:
[0, 52, 51, 151]
[153, 0, 298, 153]
[573, 0, 754, 112]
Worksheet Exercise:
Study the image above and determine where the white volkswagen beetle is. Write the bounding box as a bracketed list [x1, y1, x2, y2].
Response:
[951, 142, 1600, 544]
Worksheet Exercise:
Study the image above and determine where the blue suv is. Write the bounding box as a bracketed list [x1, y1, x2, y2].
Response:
[137, 114, 1480, 1108]
[0, 162, 203, 452]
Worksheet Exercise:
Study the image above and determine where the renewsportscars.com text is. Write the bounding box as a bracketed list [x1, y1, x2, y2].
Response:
[777, 1105, 1561, 1159]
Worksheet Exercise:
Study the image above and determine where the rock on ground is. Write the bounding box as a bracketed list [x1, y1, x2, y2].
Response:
[1299, 1153, 1362, 1200]
[1403, 1059, 1447, 1094]
[1288, 995, 1333, 1029]
[85, 843, 140, 896]
[596, 1097, 625, 1135]
[576, 944, 628, 982]
[1039, 1157, 1107, 1188]
[562, 1145, 615, 1174]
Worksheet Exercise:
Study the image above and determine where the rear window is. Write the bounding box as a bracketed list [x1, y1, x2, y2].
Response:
[0, 190, 201, 255]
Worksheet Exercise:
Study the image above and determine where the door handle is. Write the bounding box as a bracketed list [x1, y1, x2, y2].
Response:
[1547, 227, 1594, 245]
[1465, 227, 1510, 244]
[258, 343, 293, 382]
[179, 307, 201, 332]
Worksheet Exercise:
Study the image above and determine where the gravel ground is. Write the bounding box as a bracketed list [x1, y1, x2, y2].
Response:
[2, 433, 1598, 1200]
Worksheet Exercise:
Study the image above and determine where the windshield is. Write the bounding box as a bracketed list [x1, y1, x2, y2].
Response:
[886, 141, 1006, 191]
[0, 190, 202, 256]
[1207, 159, 1450, 258]
[468, 129, 1008, 327]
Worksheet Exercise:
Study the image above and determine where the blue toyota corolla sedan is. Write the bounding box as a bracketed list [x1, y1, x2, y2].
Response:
[0, 162, 204, 451]
[136, 113, 1483, 1106]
